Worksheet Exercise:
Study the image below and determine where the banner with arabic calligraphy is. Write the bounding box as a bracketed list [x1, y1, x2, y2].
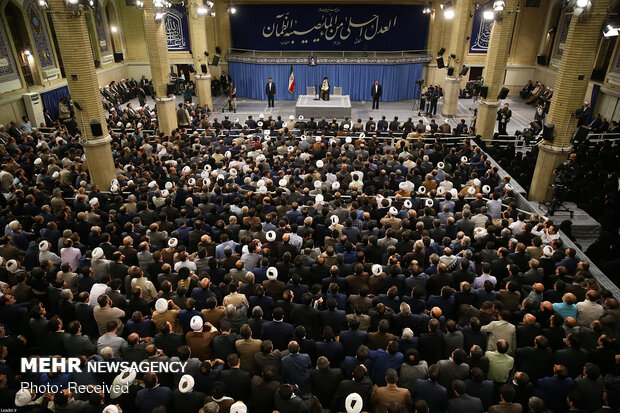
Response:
[230, 4, 429, 51]
[165, 4, 190, 52]
[469, 8, 493, 54]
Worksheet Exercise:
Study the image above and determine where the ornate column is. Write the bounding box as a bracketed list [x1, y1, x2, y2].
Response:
[187, 0, 213, 110]
[442, 0, 473, 117]
[48, 0, 116, 189]
[142, 0, 177, 135]
[529, 0, 609, 201]
[476, 0, 519, 141]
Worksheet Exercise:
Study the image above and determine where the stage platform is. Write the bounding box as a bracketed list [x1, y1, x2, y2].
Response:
[530, 201, 602, 245]
[295, 95, 352, 119]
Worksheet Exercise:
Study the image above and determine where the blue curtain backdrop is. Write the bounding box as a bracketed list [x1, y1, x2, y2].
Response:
[228, 62, 422, 102]
[42, 86, 70, 119]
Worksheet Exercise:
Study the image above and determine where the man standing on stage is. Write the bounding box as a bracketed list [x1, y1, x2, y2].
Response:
[371, 79, 382, 110]
[320, 77, 330, 101]
[497, 103, 512, 135]
[265, 77, 276, 108]
[428, 86, 439, 117]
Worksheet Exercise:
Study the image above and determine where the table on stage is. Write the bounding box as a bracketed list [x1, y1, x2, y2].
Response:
[294, 95, 352, 119]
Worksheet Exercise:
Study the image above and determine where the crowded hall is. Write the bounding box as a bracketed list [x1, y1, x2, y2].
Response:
[0, 0, 619, 412]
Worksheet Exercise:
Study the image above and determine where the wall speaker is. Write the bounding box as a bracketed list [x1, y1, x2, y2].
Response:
[94, 60, 100, 68]
[114, 52, 124, 62]
[215, 46, 221, 54]
[459, 66, 469, 76]
[438, 47, 446, 56]
[437, 57, 445, 69]
[167, 83, 175, 96]
[480, 85, 488, 98]
[73, 101, 82, 111]
[201, 63, 208, 74]
[498, 87, 510, 99]
[64, 118, 79, 136]
[542, 123, 555, 142]
[447, 66, 455, 76]
[90, 121, 103, 137]
[211, 55, 220, 66]
[537, 54, 547, 65]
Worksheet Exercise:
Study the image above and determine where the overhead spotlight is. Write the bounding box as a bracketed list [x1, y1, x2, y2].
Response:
[153, 0, 163, 7]
[423, 6, 432, 14]
[483, 10, 494, 20]
[228, 6, 236, 14]
[576, 0, 588, 7]
[196, 6, 207, 15]
[110, 25, 118, 33]
[154, 12, 165, 22]
[444, 8, 455, 19]
[37, 0, 48, 8]
[493, 0, 505, 11]
[135, 0, 143, 6]
[24, 50, 31, 57]
[205, 0, 214, 7]
[209, 11, 215, 16]
[68, 0, 78, 4]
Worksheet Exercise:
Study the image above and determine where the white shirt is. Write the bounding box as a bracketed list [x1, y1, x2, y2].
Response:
[89, 283, 109, 306]
[322, 81, 329, 91]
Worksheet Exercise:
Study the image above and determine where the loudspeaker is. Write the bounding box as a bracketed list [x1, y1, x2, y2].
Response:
[447, 66, 455, 76]
[438, 47, 446, 56]
[166, 82, 175, 96]
[573, 125, 591, 143]
[90, 121, 103, 137]
[114, 52, 124, 62]
[188, 65, 195, 73]
[498, 87, 510, 99]
[73, 101, 82, 111]
[437, 57, 445, 68]
[542, 123, 555, 142]
[201, 63, 208, 73]
[211, 55, 220, 66]
[63, 118, 79, 136]
[537, 54, 546, 65]
[480, 85, 489, 98]
[215, 46, 221, 54]
[460, 66, 469, 76]
[94, 59, 100, 68]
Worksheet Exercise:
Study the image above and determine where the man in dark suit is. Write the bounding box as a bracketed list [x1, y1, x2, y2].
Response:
[311, 356, 343, 408]
[412, 364, 447, 413]
[135, 372, 173, 413]
[340, 317, 368, 356]
[281, 341, 312, 394]
[447, 380, 483, 413]
[221, 353, 252, 403]
[153, 321, 184, 357]
[371, 80, 382, 109]
[265, 78, 276, 108]
[261, 307, 295, 350]
[332, 365, 373, 412]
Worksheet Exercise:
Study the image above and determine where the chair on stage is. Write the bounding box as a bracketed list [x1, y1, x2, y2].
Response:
[334, 87, 343, 96]
[307, 86, 316, 95]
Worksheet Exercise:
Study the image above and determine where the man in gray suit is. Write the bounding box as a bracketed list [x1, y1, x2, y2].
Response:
[63, 320, 96, 356]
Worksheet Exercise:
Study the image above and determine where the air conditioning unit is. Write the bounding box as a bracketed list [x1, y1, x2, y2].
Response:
[22, 93, 45, 127]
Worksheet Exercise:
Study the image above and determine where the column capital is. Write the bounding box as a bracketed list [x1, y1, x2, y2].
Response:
[479, 100, 500, 107]
[538, 142, 574, 154]
[80, 135, 113, 147]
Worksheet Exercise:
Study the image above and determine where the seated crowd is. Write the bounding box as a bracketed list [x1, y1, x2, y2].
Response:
[0, 106, 619, 413]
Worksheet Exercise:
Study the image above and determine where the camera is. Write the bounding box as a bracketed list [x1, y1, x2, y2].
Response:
[415, 79, 424, 86]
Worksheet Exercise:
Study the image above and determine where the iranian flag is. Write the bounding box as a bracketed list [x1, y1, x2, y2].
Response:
[288, 65, 295, 93]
